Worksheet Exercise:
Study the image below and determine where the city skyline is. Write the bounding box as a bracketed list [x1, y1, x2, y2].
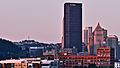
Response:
[0, 0, 120, 43]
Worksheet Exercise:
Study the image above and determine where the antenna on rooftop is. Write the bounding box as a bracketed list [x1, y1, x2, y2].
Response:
[28, 36, 30, 40]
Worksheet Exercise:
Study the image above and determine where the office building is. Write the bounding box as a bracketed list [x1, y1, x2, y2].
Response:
[84, 28, 88, 46]
[106, 35, 120, 59]
[93, 23, 107, 45]
[63, 3, 82, 52]
[83, 27, 93, 53]
[29, 47, 43, 57]
[97, 46, 114, 67]
[84, 27, 93, 45]
[88, 36, 94, 55]
[93, 23, 107, 54]
[58, 46, 114, 68]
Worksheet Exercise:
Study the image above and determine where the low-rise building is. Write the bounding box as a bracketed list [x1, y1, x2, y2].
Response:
[0, 58, 41, 68]
[114, 61, 120, 68]
[58, 46, 114, 68]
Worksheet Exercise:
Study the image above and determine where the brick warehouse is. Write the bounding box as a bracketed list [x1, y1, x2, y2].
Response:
[55, 46, 114, 68]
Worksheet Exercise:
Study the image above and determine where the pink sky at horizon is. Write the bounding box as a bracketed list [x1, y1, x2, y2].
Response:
[0, 0, 119, 43]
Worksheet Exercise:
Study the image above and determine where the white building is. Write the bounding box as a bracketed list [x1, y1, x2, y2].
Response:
[114, 62, 120, 68]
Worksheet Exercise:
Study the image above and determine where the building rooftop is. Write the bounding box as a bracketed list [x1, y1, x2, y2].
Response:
[108, 35, 118, 38]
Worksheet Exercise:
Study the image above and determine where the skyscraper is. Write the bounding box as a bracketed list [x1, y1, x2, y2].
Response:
[84, 28, 88, 46]
[83, 27, 93, 54]
[93, 23, 107, 46]
[83, 28, 88, 52]
[93, 22, 107, 54]
[63, 3, 82, 52]
[83, 27, 92, 46]
[88, 27, 92, 37]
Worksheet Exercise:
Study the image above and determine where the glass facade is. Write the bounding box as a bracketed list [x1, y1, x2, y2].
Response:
[64, 3, 82, 52]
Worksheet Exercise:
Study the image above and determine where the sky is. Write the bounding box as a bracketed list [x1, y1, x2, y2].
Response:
[0, 0, 120, 43]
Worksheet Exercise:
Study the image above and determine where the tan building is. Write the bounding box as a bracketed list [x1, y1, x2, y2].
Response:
[14, 63, 27, 68]
[93, 22, 107, 46]
[83, 27, 94, 55]
[0, 58, 41, 68]
[88, 36, 94, 55]
[93, 23, 107, 54]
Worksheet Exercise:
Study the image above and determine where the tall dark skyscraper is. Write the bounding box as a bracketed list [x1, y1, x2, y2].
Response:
[63, 3, 82, 52]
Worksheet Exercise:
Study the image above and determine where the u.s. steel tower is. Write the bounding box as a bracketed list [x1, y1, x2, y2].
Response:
[63, 3, 82, 52]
